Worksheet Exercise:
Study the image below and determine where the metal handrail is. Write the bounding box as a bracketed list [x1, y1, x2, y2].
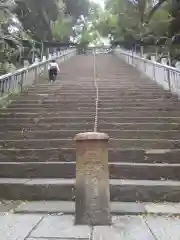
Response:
[115, 48, 180, 97]
[0, 49, 76, 101]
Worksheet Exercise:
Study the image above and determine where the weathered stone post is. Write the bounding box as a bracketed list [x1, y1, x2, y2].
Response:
[75, 132, 111, 226]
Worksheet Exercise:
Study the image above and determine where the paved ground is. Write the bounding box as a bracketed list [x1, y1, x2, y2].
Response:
[0, 201, 180, 239]
[0, 212, 180, 239]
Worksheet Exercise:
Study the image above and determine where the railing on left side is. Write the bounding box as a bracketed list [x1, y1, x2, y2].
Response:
[0, 49, 76, 102]
[114, 48, 180, 97]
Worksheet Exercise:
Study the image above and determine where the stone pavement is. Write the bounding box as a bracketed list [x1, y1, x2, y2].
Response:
[0, 201, 180, 239]
[1, 212, 180, 239]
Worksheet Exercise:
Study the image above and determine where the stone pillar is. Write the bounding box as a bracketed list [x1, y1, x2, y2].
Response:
[75, 132, 111, 226]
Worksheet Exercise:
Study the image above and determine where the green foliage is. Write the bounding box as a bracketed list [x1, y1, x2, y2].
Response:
[96, 0, 171, 48]
[76, 17, 102, 52]
[148, 0, 180, 36]
[14, 0, 91, 42]
[14, 0, 62, 41]
[62, 0, 90, 21]
[96, 12, 118, 37]
[51, 15, 72, 41]
[0, 0, 24, 73]
[148, 7, 170, 37]
[76, 25, 90, 53]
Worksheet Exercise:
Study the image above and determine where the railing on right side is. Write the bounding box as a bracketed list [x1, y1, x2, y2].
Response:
[114, 48, 180, 97]
[0, 49, 75, 103]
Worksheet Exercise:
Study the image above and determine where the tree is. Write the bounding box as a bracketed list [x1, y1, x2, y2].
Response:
[0, 0, 91, 74]
[0, 0, 25, 73]
[14, 0, 91, 44]
[14, 0, 64, 41]
[98, 0, 170, 51]
[148, 0, 180, 37]
[62, 0, 90, 22]
[51, 15, 73, 41]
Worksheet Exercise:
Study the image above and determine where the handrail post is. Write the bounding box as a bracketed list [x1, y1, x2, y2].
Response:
[34, 67, 38, 83]
[75, 132, 111, 226]
[166, 68, 171, 92]
[153, 63, 156, 81]
[20, 72, 24, 92]
[144, 59, 146, 73]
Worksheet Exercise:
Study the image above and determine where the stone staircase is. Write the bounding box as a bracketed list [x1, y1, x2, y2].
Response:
[0, 53, 180, 202]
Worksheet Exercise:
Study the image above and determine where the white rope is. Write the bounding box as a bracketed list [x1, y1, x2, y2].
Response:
[93, 49, 99, 132]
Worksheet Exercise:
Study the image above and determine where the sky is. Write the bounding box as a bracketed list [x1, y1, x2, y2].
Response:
[91, 0, 105, 9]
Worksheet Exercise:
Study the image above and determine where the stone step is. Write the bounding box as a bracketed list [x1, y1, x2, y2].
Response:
[99, 93, 173, 98]
[0, 139, 74, 149]
[28, 89, 169, 94]
[0, 148, 179, 163]
[27, 88, 169, 92]
[11, 98, 180, 104]
[2, 110, 180, 118]
[13, 98, 178, 105]
[1, 121, 179, 131]
[19, 96, 96, 101]
[0, 123, 93, 131]
[100, 106, 180, 111]
[102, 98, 179, 103]
[1, 130, 180, 140]
[0, 138, 180, 150]
[0, 117, 94, 124]
[0, 112, 96, 118]
[9, 102, 96, 108]
[98, 85, 170, 89]
[99, 101, 180, 106]
[25, 94, 96, 98]
[0, 178, 180, 202]
[0, 130, 85, 140]
[24, 92, 96, 96]
[106, 130, 180, 140]
[20, 95, 176, 100]
[3, 106, 180, 113]
[110, 139, 180, 149]
[8, 102, 180, 108]
[99, 111, 180, 117]
[0, 122, 179, 132]
[99, 117, 180, 123]
[0, 162, 180, 180]
[98, 95, 176, 100]
[99, 123, 180, 130]
[10, 100, 96, 104]
[34, 85, 165, 89]
[1, 107, 96, 113]
[78, 86, 169, 89]
[27, 92, 173, 98]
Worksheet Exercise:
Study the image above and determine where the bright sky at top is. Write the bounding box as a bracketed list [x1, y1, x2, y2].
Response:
[90, 0, 105, 9]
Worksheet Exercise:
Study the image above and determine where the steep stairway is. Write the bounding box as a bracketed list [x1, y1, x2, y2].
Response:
[0, 53, 180, 202]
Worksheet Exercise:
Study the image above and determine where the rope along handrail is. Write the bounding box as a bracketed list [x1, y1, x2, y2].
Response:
[93, 49, 99, 132]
